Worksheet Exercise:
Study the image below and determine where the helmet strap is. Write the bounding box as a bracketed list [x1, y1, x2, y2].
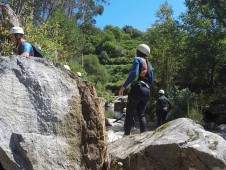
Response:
[14, 34, 21, 48]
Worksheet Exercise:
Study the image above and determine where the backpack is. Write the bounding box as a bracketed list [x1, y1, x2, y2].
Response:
[146, 61, 154, 85]
[31, 44, 44, 58]
[138, 58, 154, 86]
[18, 42, 44, 58]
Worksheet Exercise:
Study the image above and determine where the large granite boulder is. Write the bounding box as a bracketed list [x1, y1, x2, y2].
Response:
[107, 118, 226, 170]
[0, 56, 106, 170]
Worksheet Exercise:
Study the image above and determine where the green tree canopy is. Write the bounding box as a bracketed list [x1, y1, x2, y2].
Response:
[180, 0, 226, 91]
[2, 0, 109, 26]
[83, 54, 109, 86]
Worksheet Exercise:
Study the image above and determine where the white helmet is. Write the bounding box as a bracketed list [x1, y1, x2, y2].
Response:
[123, 108, 126, 112]
[9, 26, 24, 35]
[137, 44, 150, 56]
[63, 65, 71, 71]
[77, 72, 82, 77]
[159, 89, 165, 94]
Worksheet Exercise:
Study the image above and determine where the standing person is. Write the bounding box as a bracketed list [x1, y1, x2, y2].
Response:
[118, 44, 154, 135]
[9, 26, 34, 56]
[156, 89, 172, 127]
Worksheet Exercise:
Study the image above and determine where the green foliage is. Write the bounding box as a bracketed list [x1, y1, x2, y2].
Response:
[187, 108, 203, 124]
[0, 24, 14, 56]
[146, 2, 185, 90]
[47, 10, 83, 61]
[104, 110, 115, 119]
[2, 0, 226, 123]
[120, 39, 143, 52]
[67, 58, 87, 78]
[105, 64, 130, 84]
[106, 57, 130, 65]
[0, 9, 64, 59]
[102, 41, 118, 56]
[103, 25, 123, 41]
[25, 22, 63, 61]
[98, 51, 109, 64]
[3, 0, 109, 26]
[180, 0, 226, 91]
[122, 25, 145, 40]
[106, 82, 123, 95]
[83, 54, 109, 84]
[155, 1, 173, 22]
[167, 86, 198, 121]
[83, 54, 112, 98]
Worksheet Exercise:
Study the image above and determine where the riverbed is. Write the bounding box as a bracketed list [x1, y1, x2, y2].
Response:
[104, 107, 226, 140]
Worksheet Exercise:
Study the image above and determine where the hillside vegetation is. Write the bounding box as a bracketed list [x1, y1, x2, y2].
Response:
[1, 0, 226, 124]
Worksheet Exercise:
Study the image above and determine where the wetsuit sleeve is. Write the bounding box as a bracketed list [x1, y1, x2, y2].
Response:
[122, 57, 139, 88]
[20, 42, 33, 53]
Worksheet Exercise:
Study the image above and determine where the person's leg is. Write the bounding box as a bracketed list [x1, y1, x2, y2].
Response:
[131, 117, 136, 128]
[124, 85, 139, 135]
[162, 111, 168, 124]
[157, 113, 162, 127]
[124, 114, 134, 135]
[137, 101, 147, 133]
[136, 86, 150, 133]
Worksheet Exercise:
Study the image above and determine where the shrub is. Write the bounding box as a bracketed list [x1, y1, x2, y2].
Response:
[167, 86, 198, 121]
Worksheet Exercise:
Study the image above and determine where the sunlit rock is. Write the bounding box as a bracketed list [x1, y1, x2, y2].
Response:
[0, 56, 106, 170]
[107, 118, 226, 170]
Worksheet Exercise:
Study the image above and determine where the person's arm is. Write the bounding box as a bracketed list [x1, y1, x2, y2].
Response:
[119, 58, 139, 96]
[19, 42, 33, 57]
[20, 52, 30, 56]
[113, 113, 125, 123]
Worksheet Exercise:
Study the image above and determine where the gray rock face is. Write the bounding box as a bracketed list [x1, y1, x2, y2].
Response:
[107, 118, 226, 170]
[0, 56, 106, 170]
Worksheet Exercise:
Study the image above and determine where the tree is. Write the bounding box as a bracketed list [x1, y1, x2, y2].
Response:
[98, 51, 109, 64]
[180, 0, 226, 91]
[122, 25, 144, 40]
[2, 0, 109, 26]
[103, 25, 123, 41]
[102, 41, 119, 56]
[146, 1, 185, 91]
[83, 54, 109, 86]
[47, 10, 82, 61]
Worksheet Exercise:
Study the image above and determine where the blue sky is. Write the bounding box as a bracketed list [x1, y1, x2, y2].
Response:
[95, 0, 186, 31]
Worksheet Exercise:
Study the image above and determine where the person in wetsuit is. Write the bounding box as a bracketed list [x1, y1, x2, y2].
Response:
[9, 26, 34, 56]
[156, 89, 172, 127]
[118, 44, 154, 135]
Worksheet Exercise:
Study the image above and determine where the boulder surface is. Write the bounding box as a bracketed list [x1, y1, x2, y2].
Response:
[0, 56, 106, 170]
[107, 118, 226, 170]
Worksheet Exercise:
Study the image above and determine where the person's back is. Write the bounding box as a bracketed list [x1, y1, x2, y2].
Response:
[158, 95, 171, 112]
[18, 41, 34, 56]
